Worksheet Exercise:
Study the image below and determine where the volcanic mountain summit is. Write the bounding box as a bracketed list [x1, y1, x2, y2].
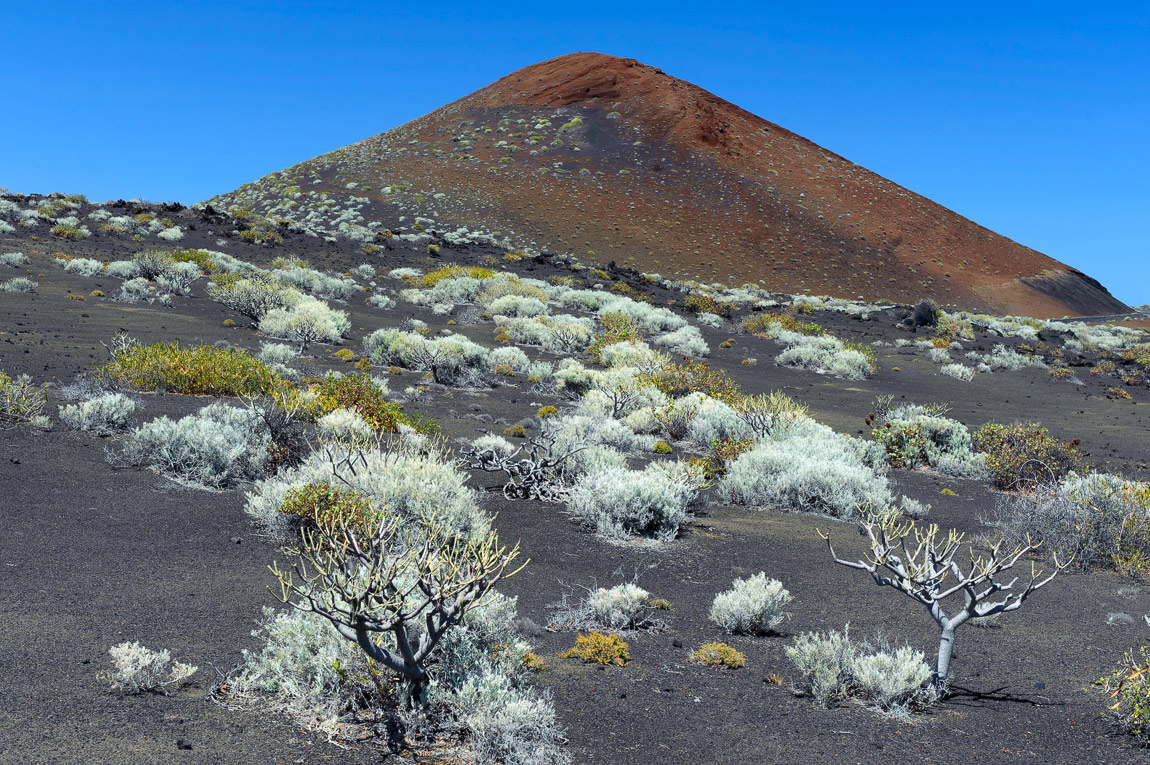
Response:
[210, 52, 1126, 318]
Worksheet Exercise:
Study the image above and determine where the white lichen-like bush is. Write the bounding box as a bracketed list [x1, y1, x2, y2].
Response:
[489, 295, 549, 318]
[62, 257, 104, 276]
[988, 472, 1150, 572]
[105, 260, 141, 279]
[597, 340, 667, 369]
[316, 407, 374, 444]
[653, 325, 710, 357]
[367, 292, 396, 309]
[681, 393, 753, 447]
[569, 461, 699, 542]
[973, 344, 1046, 373]
[232, 605, 376, 721]
[101, 641, 197, 695]
[489, 345, 532, 375]
[256, 342, 299, 366]
[940, 363, 974, 381]
[585, 583, 652, 630]
[721, 419, 892, 519]
[244, 444, 489, 543]
[785, 627, 858, 706]
[1, 277, 37, 293]
[872, 403, 987, 478]
[773, 333, 874, 379]
[709, 573, 792, 635]
[59, 392, 135, 434]
[851, 644, 933, 712]
[0, 252, 26, 268]
[207, 274, 301, 320]
[364, 329, 490, 386]
[117, 277, 152, 303]
[259, 296, 351, 348]
[118, 402, 270, 489]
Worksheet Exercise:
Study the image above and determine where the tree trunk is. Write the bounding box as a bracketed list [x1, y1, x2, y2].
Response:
[934, 624, 957, 688]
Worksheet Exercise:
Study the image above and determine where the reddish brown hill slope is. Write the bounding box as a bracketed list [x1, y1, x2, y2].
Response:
[210, 52, 1126, 317]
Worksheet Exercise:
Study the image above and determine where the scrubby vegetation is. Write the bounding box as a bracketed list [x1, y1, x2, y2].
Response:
[560, 631, 629, 666]
[96, 338, 280, 397]
[972, 423, 1089, 491]
[786, 627, 934, 713]
[709, 573, 792, 635]
[689, 642, 745, 669]
[100, 642, 197, 695]
[117, 402, 271, 489]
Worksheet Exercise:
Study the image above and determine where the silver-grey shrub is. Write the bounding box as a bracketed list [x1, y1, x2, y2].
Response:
[653, 325, 710, 357]
[101, 641, 197, 695]
[987, 472, 1150, 572]
[721, 420, 892, 520]
[0, 252, 26, 268]
[232, 605, 377, 724]
[105, 260, 140, 279]
[367, 292, 396, 309]
[364, 329, 490, 386]
[207, 274, 300, 320]
[244, 444, 489, 543]
[940, 363, 974, 381]
[256, 342, 299, 366]
[785, 627, 858, 706]
[1, 277, 37, 292]
[59, 392, 135, 434]
[117, 277, 152, 303]
[709, 573, 792, 635]
[63, 257, 104, 276]
[258, 297, 351, 348]
[785, 627, 932, 713]
[118, 402, 270, 489]
[549, 582, 657, 632]
[568, 462, 698, 542]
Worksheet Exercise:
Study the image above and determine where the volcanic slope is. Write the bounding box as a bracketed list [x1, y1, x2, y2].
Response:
[208, 52, 1127, 318]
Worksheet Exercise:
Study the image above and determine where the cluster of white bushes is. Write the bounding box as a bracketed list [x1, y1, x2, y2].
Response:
[872, 403, 988, 479]
[967, 344, 1046, 373]
[235, 593, 568, 763]
[101, 641, 197, 695]
[236, 434, 568, 761]
[749, 321, 874, 379]
[259, 297, 351, 348]
[989, 471, 1150, 571]
[549, 582, 659, 632]
[0, 278, 37, 292]
[389, 267, 712, 358]
[786, 627, 934, 714]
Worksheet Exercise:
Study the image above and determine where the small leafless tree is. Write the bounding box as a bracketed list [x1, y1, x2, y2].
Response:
[820, 508, 1068, 690]
[461, 431, 588, 501]
[271, 510, 525, 704]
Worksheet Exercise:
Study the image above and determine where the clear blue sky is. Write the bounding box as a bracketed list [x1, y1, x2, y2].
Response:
[1, 2, 1146, 305]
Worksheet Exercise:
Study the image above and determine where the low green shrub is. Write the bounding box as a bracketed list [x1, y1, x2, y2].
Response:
[1094, 646, 1150, 743]
[95, 341, 280, 396]
[972, 423, 1088, 491]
